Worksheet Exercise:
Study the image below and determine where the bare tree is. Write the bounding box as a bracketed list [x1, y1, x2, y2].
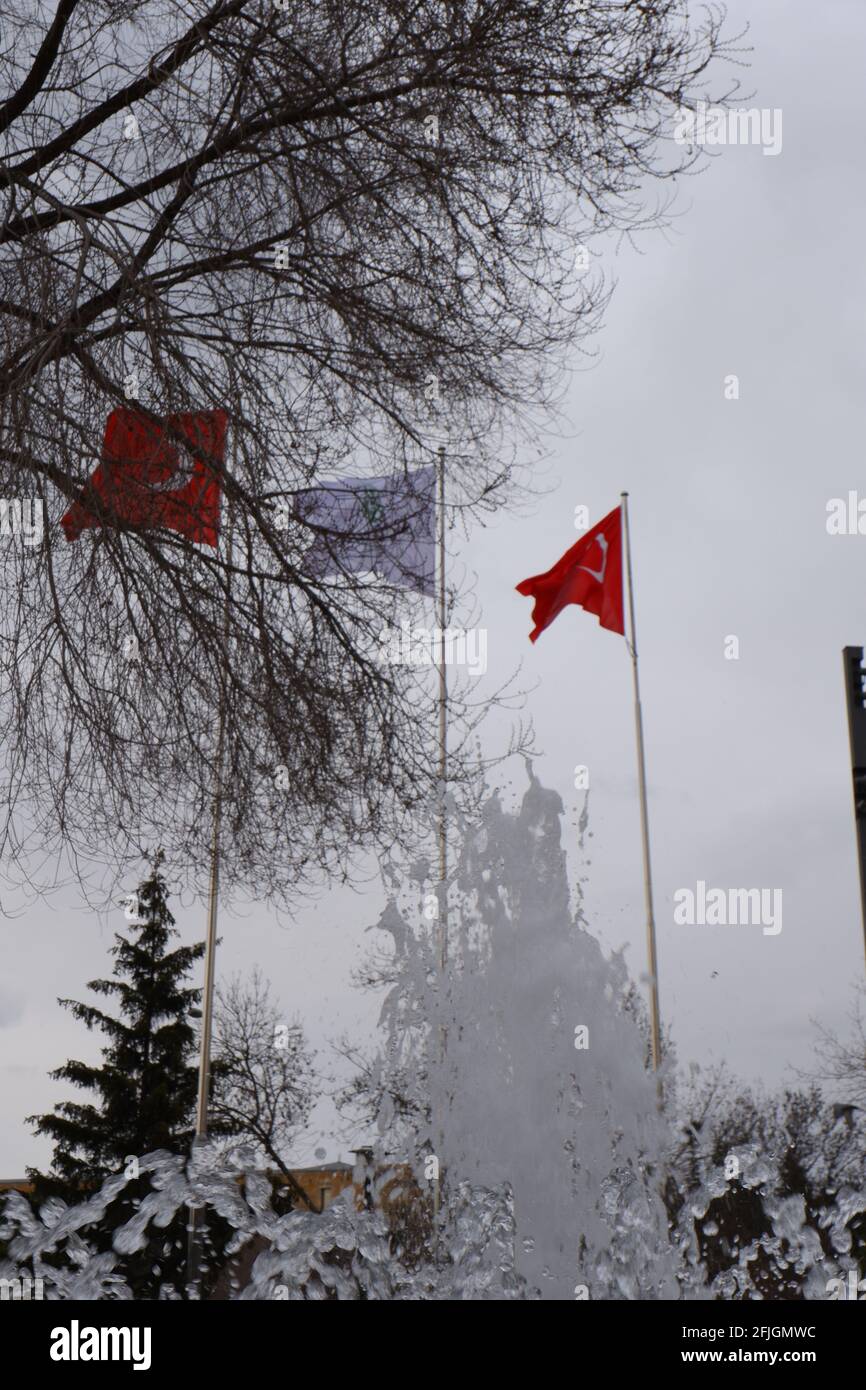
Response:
[209, 968, 318, 1209]
[807, 987, 866, 1110]
[0, 0, 736, 902]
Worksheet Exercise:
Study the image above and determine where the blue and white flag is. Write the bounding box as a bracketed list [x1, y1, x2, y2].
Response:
[296, 465, 435, 596]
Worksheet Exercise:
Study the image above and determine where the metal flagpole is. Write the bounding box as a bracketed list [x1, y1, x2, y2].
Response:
[193, 649, 228, 1141]
[620, 492, 662, 1076]
[186, 462, 233, 1289]
[432, 445, 447, 1239]
[437, 445, 447, 967]
[841, 646, 866, 975]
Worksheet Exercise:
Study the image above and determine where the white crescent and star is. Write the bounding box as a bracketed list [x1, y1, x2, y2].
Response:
[141, 445, 198, 493]
[576, 531, 609, 584]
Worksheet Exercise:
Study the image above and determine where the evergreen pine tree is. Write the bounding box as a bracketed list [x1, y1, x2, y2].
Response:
[27, 851, 213, 1295]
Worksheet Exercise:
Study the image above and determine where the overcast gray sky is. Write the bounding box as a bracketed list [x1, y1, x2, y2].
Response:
[4, 0, 865, 1176]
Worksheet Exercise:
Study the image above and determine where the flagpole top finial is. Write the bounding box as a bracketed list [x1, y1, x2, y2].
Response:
[620, 490, 629, 498]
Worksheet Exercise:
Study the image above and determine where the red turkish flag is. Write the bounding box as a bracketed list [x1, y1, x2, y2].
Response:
[516, 504, 624, 641]
[61, 408, 226, 546]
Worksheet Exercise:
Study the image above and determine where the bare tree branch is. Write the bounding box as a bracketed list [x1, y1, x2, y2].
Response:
[0, 0, 735, 903]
